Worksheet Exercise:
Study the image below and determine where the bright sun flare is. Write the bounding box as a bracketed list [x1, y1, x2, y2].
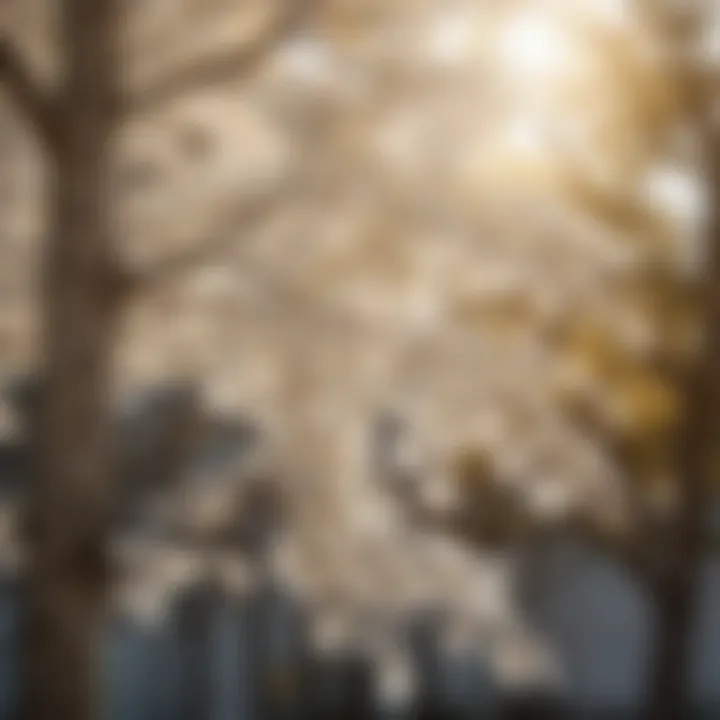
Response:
[498, 9, 575, 82]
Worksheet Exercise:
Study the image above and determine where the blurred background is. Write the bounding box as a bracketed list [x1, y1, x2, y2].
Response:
[1, 0, 720, 718]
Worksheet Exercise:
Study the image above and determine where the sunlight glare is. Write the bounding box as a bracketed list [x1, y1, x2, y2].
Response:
[497, 8, 573, 83]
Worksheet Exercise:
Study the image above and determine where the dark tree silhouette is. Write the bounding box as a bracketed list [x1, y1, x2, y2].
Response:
[0, 1, 312, 718]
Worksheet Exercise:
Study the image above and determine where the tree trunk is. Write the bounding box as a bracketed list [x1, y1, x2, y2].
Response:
[646, 566, 702, 720]
[644, 131, 720, 720]
[22, 2, 121, 719]
[645, 400, 708, 720]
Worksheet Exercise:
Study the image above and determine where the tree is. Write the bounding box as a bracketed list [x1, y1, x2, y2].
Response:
[352, 3, 720, 716]
[3, 0, 718, 717]
[634, 4, 720, 717]
[0, 1, 312, 718]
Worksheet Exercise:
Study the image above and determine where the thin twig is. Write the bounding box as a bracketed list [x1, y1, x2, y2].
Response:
[125, 0, 317, 116]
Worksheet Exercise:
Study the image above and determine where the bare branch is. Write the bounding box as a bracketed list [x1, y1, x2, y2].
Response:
[125, 0, 317, 115]
[122, 179, 294, 298]
[0, 36, 59, 149]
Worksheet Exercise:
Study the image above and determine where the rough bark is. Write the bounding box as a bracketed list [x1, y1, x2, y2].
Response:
[22, 2, 122, 719]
